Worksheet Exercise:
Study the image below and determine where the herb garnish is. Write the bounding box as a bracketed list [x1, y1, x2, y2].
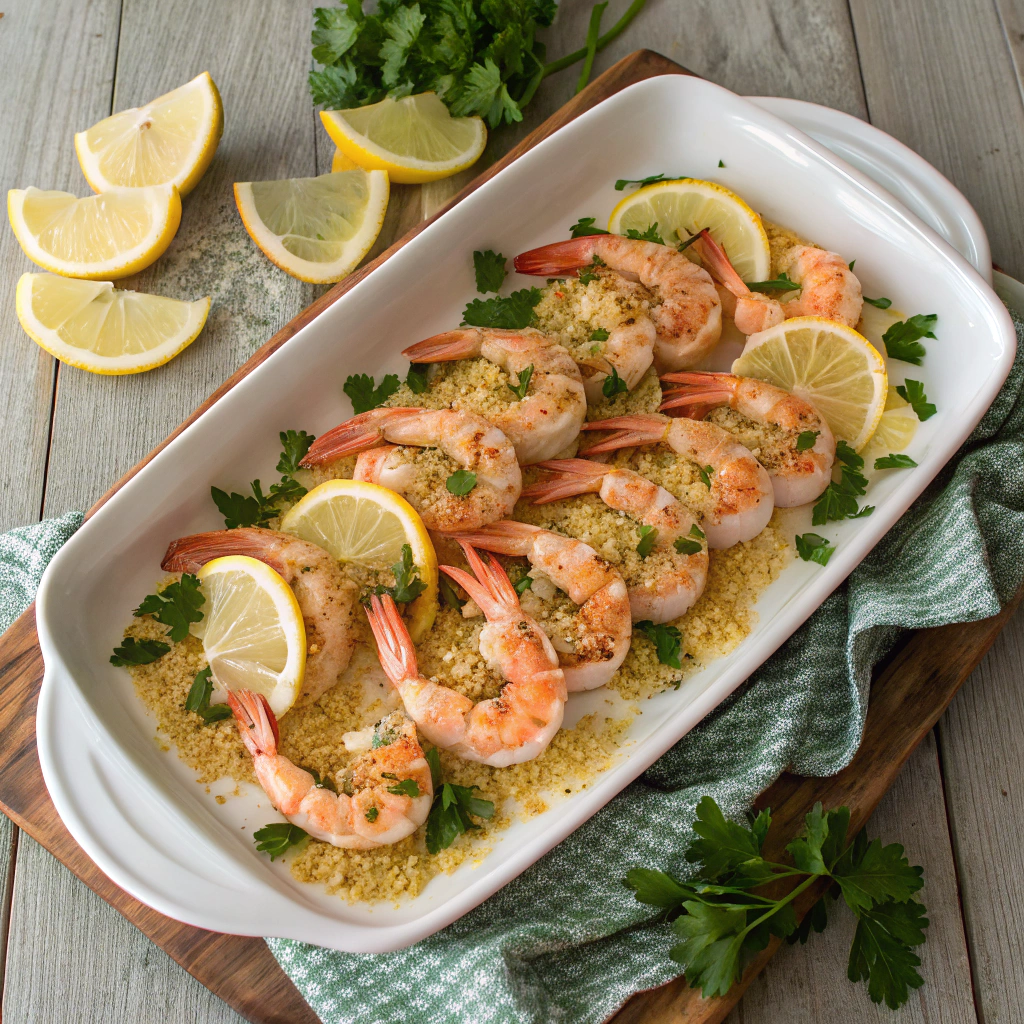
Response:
[848, 259, 856, 271]
[253, 822, 308, 861]
[306, 766, 339, 793]
[382, 772, 422, 798]
[874, 453, 918, 470]
[718, 159, 725, 168]
[513, 575, 533, 596]
[211, 482, 279, 529]
[507, 364, 534, 400]
[812, 441, 873, 525]
[577, 256, 603, 285]
[590, 327, 610, 341]
[747, 272, 800, 293]
[365, 806, 379, 822]
[406, 363, 430, 394]
[698, 464, 714, 489]
[795, 430, 819, 451]
[569, 216, 610, 238]
[271, 429, 316, 501]
[184, 666, 232, 724]
[110, 636, 170, 667]
[795, 533, 835, 566]
[895, 380, 936, 421]
[636, 620, 683, 669]
[134, 573, 205, 642]
[674, 524, 705, 556]
[614, 173, 688, 191]
[602, 366, 629, 398]
[863, 296, 892, 309]
[424, 747, 495, 854]
[473, 249, 507, 293]
[882, 314, 937, 365]
[625, 797, 927, 1009]
[677, 230, 705, 253]
[344, 372, 401, 413]
[374, 543, 427, 604]
[636, 524, 658, 558]
[439, 575, 466, 610]
[446, 469, 477, 496]
[625, 223, 665, 244]
[462, 287, 542, 330]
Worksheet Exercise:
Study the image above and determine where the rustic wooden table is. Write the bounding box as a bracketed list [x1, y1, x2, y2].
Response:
[2, 1, 1023, 1021]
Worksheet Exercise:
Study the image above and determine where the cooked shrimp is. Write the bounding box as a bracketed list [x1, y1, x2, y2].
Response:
[442, 521, 632, 690]
[699, 230, 863, 333]
[162, 528, 357, 706]
[660, 371, 836, 506]
[522, 461, 708, 623]
[580, 414, 775, 549]
[365, 545, 566, 767]
[401, 328, 586, 464]
[514, 235, 722, 373]
[300, 407, 521, 531]
[229, 691, 432, 849]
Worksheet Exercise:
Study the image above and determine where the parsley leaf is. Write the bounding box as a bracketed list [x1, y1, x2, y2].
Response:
[184, 666, 231, 725]
[276, 430, 315, 476]
[795, 533, 835, 566]
[689, 523, 705, 540]
[874, 453, 917, 470]
[674, 536, 703, 555]
[863, 296, 892, 309]
[473, 249, 507, 293]
[513, 574, 533, 596]
[365, 806, 379, 822]
[569, 217, 609, 237]
[507, 364, 533, 400]
[796, 430, 819, 451]
[718, 159, 725, 168]
[377, 543, 427, 604]
[343, 372, 401, 413]
[812, 441, 871, 525]
[698, 464, 714, 489]
[882, 314, 937, 365]
[110, 636, 170, 667]
[406, 363, 430, 394]
[635, 620, 683, 669]
[310, 5, 361, 67]
[848, 259, 856, 270]
[462, 287, 541, 330]
[747, 272, 800, 293]
[848, 899, 928, 1009]
[602, 366, 629, 398]
[134, 573, 205, 642]
[636, 524, 658, 558]
[253, 822, 307, 861]
[211, 483, 277, 529]
[305, 766, 338, 793]
[895, 379, 937, 421]
[614, 173, 688, 191]
[590, 327, 610, 341]
[625, 223, 665, 245]
[425, 751, 494, 855]
[446, 469, 477, 496]
[382, 772, 422, 798]
[439, 575, 466, 610]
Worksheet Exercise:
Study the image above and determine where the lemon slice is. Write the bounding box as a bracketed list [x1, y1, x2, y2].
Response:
[281, 479, 437, 642]
[732, 317, 888, 450]
[609, 178, 771, 282]
[234, 169, 389, 284]
[863, 385, 919, 459]
[320, 93, 486, 184]
[8, 185, 181, 280]
[191, 555, 306, 718]
[15, 273, 209, 374]
[75, 72, 223, 195]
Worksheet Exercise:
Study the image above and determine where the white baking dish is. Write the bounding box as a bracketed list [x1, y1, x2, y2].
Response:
[35, 74, 1016, 953]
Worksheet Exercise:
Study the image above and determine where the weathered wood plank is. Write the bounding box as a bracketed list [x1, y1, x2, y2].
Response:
[849, 0, 1024, 278]
[938, 603, 1024, 1022]
[725, 733, 976, 1024]
[0, 0, 122, 533]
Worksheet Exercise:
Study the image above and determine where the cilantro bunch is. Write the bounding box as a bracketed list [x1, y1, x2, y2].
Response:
[626, 797, 928, 1010]
[309, 0, 647, 128]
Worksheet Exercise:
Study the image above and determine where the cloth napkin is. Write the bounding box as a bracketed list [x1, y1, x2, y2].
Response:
[3, 309, 1022, 1024]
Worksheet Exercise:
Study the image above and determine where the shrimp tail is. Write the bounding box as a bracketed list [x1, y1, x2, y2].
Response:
[440, 543, 519, 619]
[577, 415, 667, 454]
[660, 396, 723, 419]
[300, 409, 422, 466]
[658, 371, 737, 414]
[161, 528, 287, 575]
[697, 230, 748, 296]
[513, 238, 596, 276]
[521, 458, 609, 503]
[402, 329, 482, 363]
[364, 594, 419, 686]
[440, 520, 539, 556]
[227, 689, 279, 758]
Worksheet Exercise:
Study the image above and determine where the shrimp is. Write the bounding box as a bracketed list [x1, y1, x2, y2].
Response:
[660, 371, 836, 506]
[514, 234, 722, 373]
[229, 691, 432, 849]
[442, 521, 631, 690]
[698, 230, 863, 333]
[162, 528, 357, 706]
[521, 461, 708, 623]
[401, 327, 586, 464]
[365, 545, 566, 767]
[580, 414, 775, 549]
[300, 407, 521, 531]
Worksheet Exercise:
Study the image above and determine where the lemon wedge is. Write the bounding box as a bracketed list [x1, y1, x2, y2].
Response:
[281, 479, 437, 642]
[732, 317, 888, 450]
[191, 555, 306, 718]
[8, 185, 181, 280]
[75, 72, 223, 195]
[320, 93, 486, 184]
[609, 178, 771, 282]
[16, 273, 209, 374]
[863, 385, 919, 459]
[331, 149, 359, 172]
[234, 169, 389, 284]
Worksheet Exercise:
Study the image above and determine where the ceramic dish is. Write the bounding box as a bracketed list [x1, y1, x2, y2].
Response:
[35, 74, 1015, 953]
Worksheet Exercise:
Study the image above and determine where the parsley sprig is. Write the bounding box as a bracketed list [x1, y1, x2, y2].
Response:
[110, 637, 170, 667]
[812, 441, 874, 525]
[184, 666, 232, 725]
[602, 366, 629, 398]
[636, 620, 683, 669]
[896, 379, 936, 421]
[424, 748, 494, 854]
[614, 173, 688, 191]
[625, 797, 927, 1009]
[462, 287, 542, 330]
[625, 223, 665, 245]
[569, 216, 610, 238]
[344, 372, 401, 413]
[795, 532, 835, 566]
[373, 543, 427, 604]
[874, 453, 918, 470]
[882, 314, 937, 365]
[134, 573, 205, 642]
[473, 249, 507, 293]
[254, 822, 308, 861]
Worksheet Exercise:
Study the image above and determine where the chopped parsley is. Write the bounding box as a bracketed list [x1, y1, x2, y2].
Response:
[895, 379, 937, 421]
[795, 430, 819, 451]
[874, 453, 918, 470]
[424, 747, 494, 854]
[674, 532, 703, 555]
[569, 216, 609, 238]
[184, 666, 232, 725]
[365, 806, 379, 822]
[636, 620, 683, 669]
[636, 524, 658, 558]
[590, 327, 610, 342]
[462, 287, 542, 330]
[507, 364, 534, 400]
[446, 469, 478, 496]
[795, 532, 835, 566]
[848, 259, 856, 270]
[382, 772, 421, 798]
[513, 575, 533, 596]
[746, 272, 799, 293]
[110, 636, 170, 667]
[134, 573, 205, 642]
[717, 159, 725, 168]
[882, 314, 937, 365]
[602, 366, 629, 398]
[343, 372, 401, 413]
[812, 440, 873, 525]
[473, 249, 507, 293]
[614, 173, 688, 191]
[305, 766, 338, 793]
[863, 296, 892, 309]
[698, 464, 714, 489]
[253, 822, 307, 861]
[624, 223, 665, 245]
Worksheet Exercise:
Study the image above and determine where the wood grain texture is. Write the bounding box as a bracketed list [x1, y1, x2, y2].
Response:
[849, 0, 1024, 278]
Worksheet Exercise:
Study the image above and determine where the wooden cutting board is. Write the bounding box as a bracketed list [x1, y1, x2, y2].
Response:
[0, 49, 1014, 1024]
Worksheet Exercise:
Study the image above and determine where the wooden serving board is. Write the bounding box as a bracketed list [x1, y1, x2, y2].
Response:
[0, 48, 1013, 1024]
